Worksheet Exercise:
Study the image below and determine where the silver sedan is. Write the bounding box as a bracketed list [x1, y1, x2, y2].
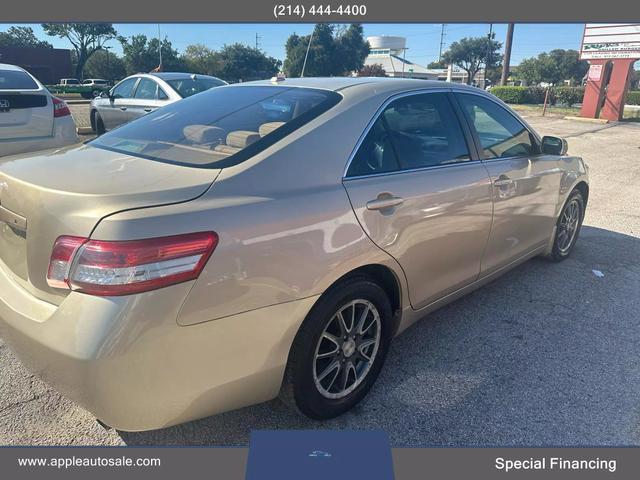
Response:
[90, 72, 226, 133]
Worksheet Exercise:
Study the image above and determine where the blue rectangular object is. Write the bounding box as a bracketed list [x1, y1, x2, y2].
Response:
[246, 430, 394, 480]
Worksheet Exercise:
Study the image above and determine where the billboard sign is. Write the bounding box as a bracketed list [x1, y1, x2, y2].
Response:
[580, 23, 640, 59]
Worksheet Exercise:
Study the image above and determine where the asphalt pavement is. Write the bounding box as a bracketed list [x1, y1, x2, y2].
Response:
[1, 114, 639, 446]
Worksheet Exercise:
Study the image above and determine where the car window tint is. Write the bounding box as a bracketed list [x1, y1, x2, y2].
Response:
[166, 77, 226, 98]
[0, 70, 39, 89]
[90, 86, 341, 167]
[134, 78, 158, 100]
[384, 93, 470, 170]
[457, 93, 537, 159]
[112, 78, 138, 99]
[158, 87, 169, 100]
[347, 117, 401, 177]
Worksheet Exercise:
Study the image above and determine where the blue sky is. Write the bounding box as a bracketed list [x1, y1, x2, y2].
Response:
[3, 23, 586, 66]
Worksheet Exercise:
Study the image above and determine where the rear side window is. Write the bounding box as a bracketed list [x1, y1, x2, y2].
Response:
[91, 86, 341, 167]
[134, 78, 159, 100]
[347, 92, 470, 177]
[456, 93, 538, 159]
[167, 77, 227, 98]
[0, 70, 39, 90]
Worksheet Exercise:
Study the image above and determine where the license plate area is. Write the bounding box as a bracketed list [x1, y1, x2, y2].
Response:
[0, 206, 28, 280]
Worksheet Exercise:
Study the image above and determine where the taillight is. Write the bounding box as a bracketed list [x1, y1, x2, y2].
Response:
[46, 232, 218, 296]
[52, 96, 71, 118]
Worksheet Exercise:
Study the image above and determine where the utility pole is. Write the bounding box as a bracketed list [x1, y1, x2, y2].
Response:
[438, 24, 447, 62]
[157, 24, 163, 69]
[301, 28, 314, 77]
[255, 33, 261, 50]
[483, 23, 493, 88]
[500, 23, 514, 86]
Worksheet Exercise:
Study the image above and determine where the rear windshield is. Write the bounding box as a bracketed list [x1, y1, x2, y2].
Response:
[167, 77, 227, 98]
[0, 70, 39, 90]
[91, 85, 341, 167]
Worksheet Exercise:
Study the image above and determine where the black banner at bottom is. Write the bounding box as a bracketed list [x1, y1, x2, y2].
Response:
[2, 447, 637, 479]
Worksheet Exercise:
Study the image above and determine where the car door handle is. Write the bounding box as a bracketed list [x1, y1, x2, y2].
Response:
[493, 176, 514, 187]
[144, 108, 152, 112]
[119, 107, 127, 111]
[366, 196, 404, 210]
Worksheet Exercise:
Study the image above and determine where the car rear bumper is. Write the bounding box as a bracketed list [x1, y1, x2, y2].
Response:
[0, 117, 79, 157]
[0, 262, 318, 431]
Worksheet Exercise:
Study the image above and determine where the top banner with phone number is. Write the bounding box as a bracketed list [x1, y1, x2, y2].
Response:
[2, 0, 639, 22]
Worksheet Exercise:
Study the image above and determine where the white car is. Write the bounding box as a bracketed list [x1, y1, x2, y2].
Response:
[0, 63, 79, 157]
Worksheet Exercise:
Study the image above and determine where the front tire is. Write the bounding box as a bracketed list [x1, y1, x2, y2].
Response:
[280, 276, 392, 419]
[549, 189, 585, 262]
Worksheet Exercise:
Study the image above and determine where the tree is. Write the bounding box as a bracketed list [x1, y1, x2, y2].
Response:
[0, 26, 52, 49]
[83, 49, 126, 82]
[182, 44, 222, 76]
[284, 24, 369, 77]
[517, 49, 588, 86]
[41, 23, 117, 80]
[119, 35, 186, 75]
[427, 60, 447, 69]
[335, 24, 370, 75]
[357, 64, 387, 77]
[442, 36, 502, 85]
[215, 44, 281, 82]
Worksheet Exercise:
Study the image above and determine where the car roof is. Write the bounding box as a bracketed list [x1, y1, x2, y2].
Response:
[147, 72, 221, 80]
[0, 63, 26, 72]
[241, 76, 484, 96]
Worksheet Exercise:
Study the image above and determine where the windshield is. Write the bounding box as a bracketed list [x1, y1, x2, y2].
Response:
[166, 77, 227, 98]
[64, 79, 80, 85]
[0, 70, 39, 90]
[91, 85, 341, 167]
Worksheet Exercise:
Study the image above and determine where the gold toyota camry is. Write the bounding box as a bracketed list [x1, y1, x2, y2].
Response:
[0, 78, 588, 431]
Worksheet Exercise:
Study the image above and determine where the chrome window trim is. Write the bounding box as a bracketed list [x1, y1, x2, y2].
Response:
[343, 159, 485, 181]
[342, 87, 460, 179]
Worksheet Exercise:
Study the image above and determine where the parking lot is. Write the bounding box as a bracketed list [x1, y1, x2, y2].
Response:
[0, 113, 639, 447]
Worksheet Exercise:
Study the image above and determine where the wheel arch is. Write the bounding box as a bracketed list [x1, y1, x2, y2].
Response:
[318, 263, 404, 336]
[574, 180, 589, 208]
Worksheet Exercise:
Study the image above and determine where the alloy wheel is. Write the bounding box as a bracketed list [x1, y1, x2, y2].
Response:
[313, 299, 382, 400]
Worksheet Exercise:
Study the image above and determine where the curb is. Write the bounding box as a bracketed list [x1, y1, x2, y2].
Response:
[77, 127, 94, 135]
[563, 115, 609, 124]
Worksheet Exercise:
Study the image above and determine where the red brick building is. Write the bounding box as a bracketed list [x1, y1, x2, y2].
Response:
[0, 47, 73, 85]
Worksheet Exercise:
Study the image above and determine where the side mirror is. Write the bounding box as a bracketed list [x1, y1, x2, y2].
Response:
[541, 136, 568, 156]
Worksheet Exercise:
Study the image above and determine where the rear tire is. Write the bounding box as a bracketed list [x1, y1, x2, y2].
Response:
[280, 276, 392, 419]
[92, 110, 106, 135]
[548, 189, 584, 262]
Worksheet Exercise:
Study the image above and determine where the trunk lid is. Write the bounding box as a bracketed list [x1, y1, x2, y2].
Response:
[0, 91, 54, 140]
[0, 144, 219, 304]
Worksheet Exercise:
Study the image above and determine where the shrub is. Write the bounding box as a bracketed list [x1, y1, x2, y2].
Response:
[490, 85, 586, 106]
[554, 86, 585, 107]
[626, 90, 640, 105]
[490, 86, 530, 104]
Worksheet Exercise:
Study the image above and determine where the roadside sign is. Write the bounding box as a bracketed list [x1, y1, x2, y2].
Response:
[587, 64, 603, 81]
[580, 23, 640, 59]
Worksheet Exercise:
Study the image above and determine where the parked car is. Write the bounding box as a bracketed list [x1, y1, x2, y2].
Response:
[0, 63, 78, 157]
[0, 78, 588, 431]
[47, 77, 111, 99]
[82, 78, 110, 88]
[90, 72, 227, 133]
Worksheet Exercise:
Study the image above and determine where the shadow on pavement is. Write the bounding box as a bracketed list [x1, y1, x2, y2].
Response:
[119, 225, 640, 447]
